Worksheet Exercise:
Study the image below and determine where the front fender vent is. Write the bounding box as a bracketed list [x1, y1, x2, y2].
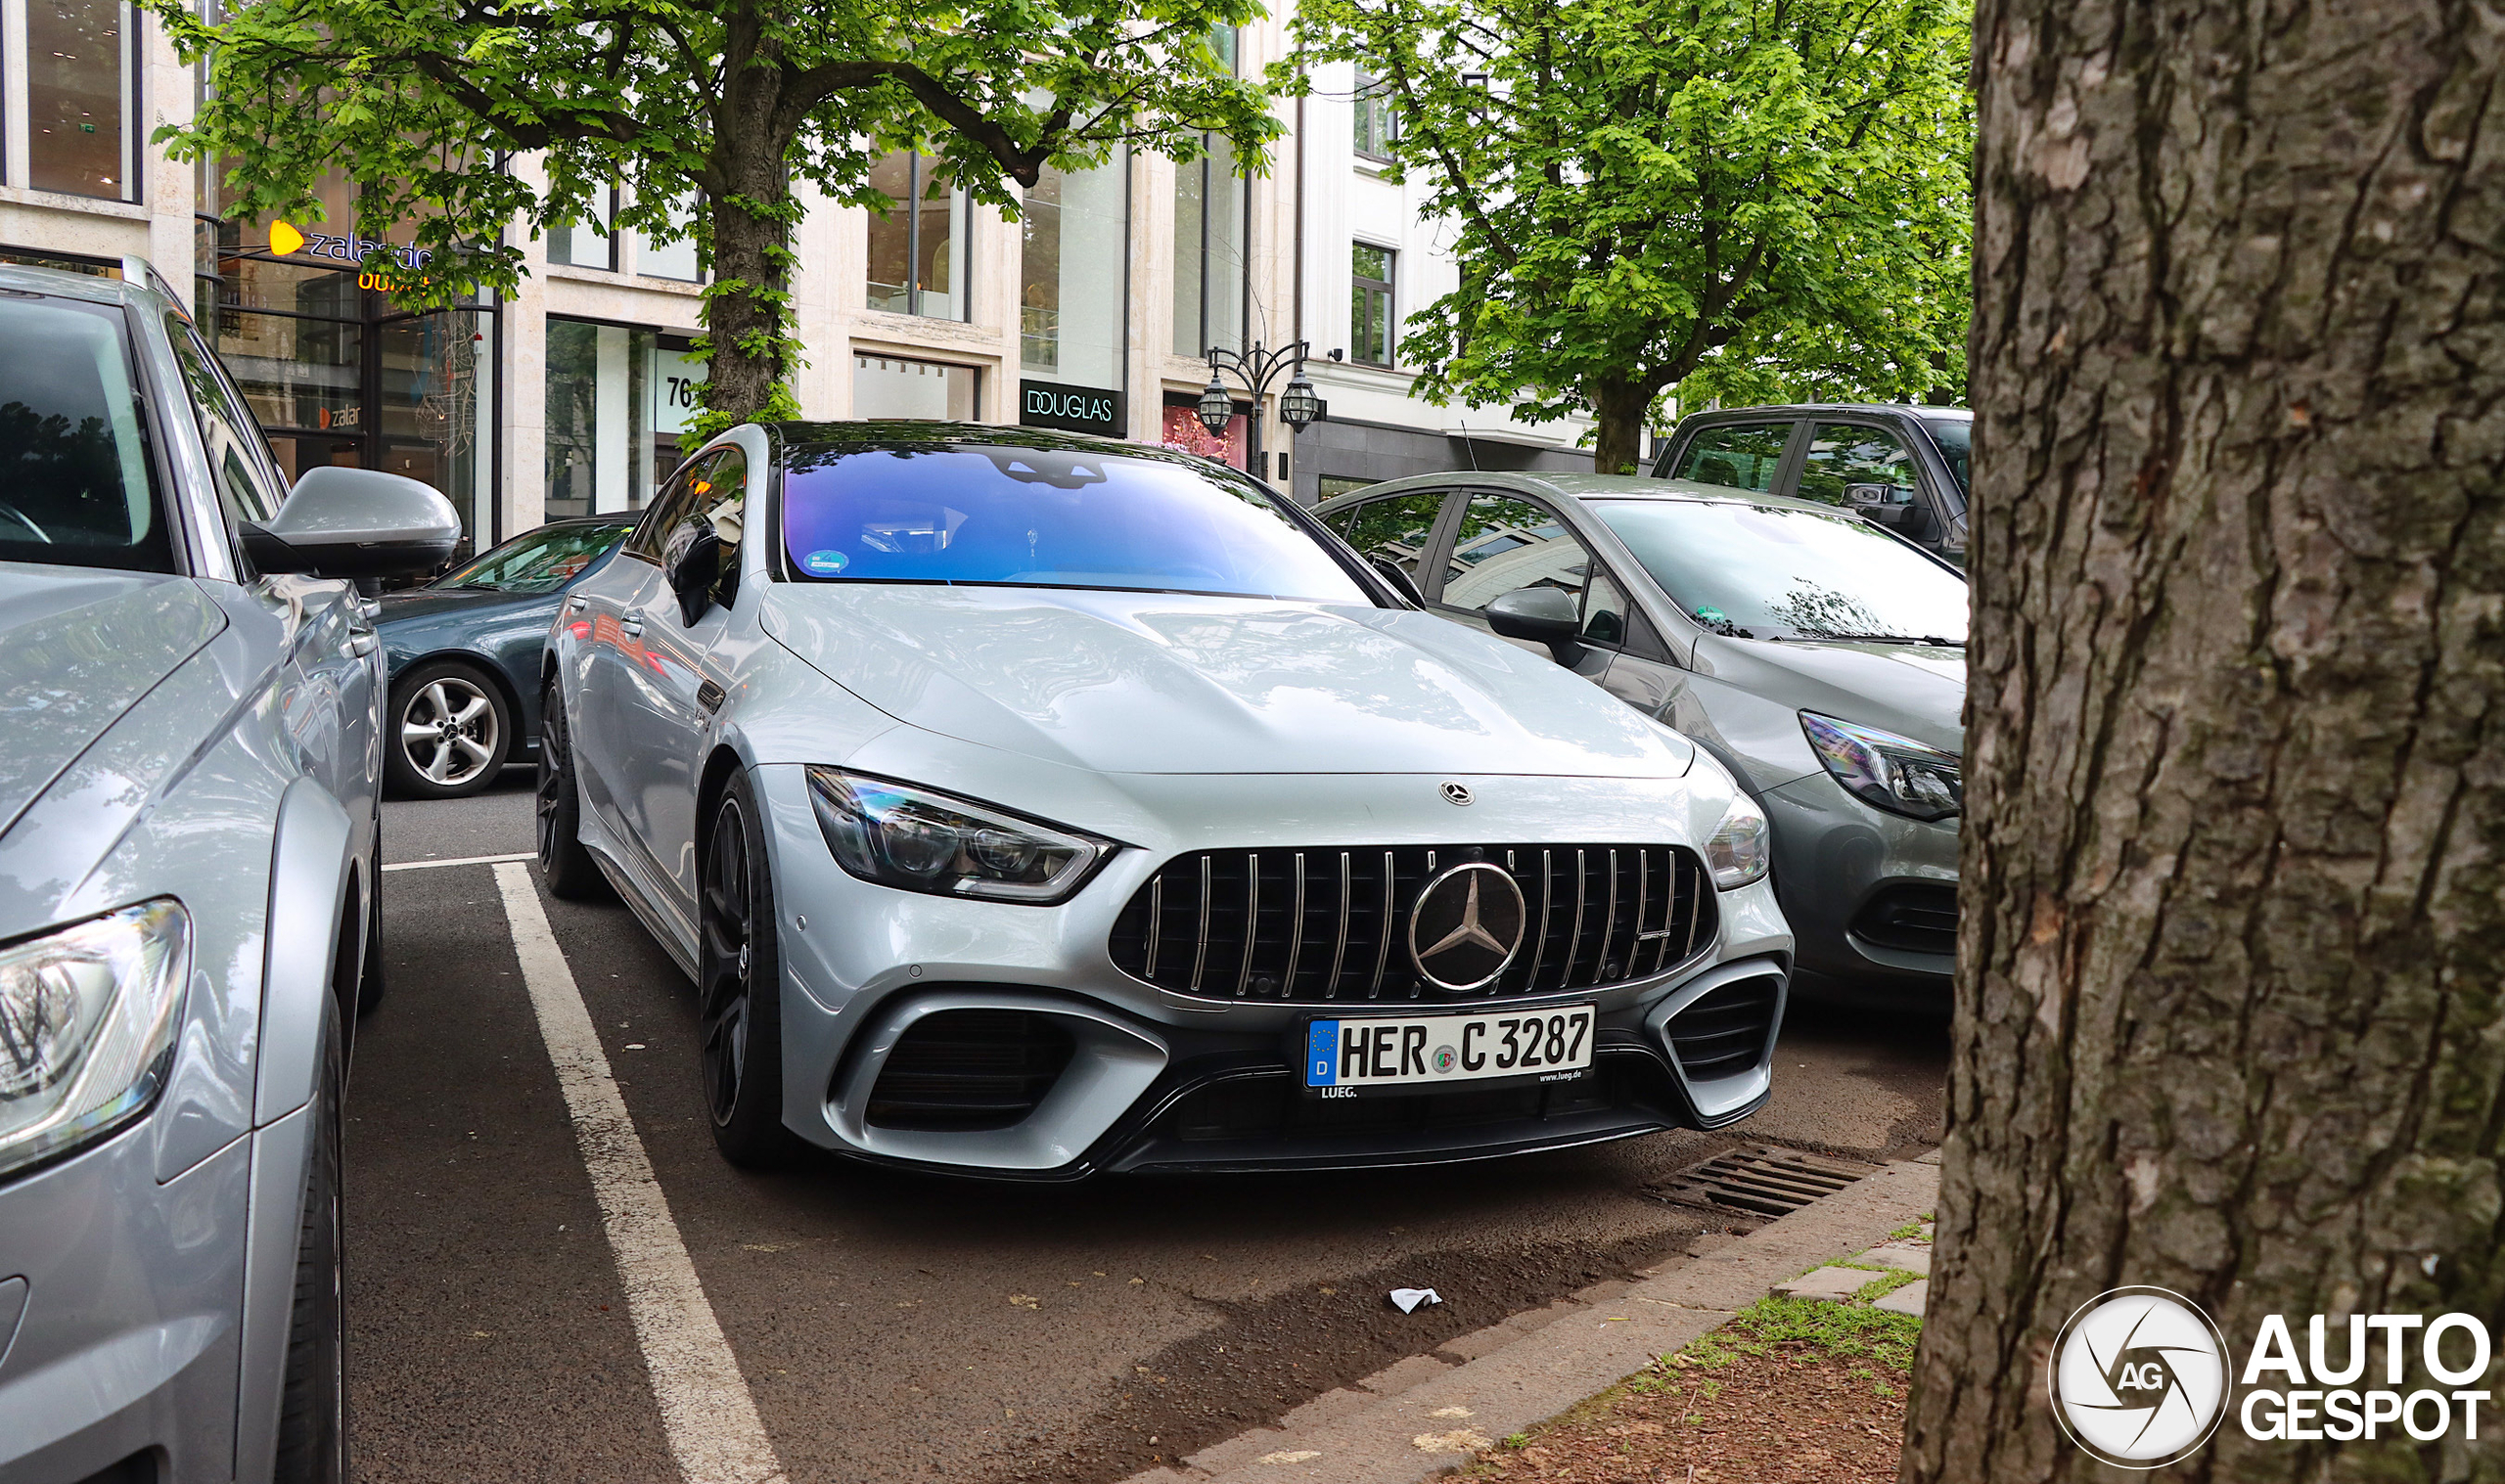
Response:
[863, 1010, 1076, 1133]
[1108, 843, 1715, 1005]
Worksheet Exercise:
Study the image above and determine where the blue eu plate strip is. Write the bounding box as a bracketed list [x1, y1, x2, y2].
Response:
[1305, 1020, 1340, 1087]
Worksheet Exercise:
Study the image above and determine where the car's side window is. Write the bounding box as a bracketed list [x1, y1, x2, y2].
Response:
[1797, 423, 1921, 510]
[1331, 491, 1448, 588]
[168, 319, 289, 533]
[1437, 493, 1597, 614]
[626, 456, 709, 562]
[683, 448, 747, 609]
[1580, 570, 1630, 646]
[1670, 423, 1793, 493]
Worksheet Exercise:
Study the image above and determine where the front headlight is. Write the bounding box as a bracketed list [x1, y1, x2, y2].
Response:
[1800, 712, 1962, 821]
[806, 769, 1116, 904]
[0, 900, 191, 1181]
[1705, 793, 1771, 889]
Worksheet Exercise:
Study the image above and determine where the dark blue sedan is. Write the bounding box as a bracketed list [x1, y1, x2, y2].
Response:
[378, 516, 637, 797]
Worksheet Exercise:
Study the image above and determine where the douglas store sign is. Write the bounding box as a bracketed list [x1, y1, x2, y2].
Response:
[1020, 380, 1125, 438]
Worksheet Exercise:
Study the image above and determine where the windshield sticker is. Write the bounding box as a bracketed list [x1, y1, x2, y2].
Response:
[801, 549, 849, 575]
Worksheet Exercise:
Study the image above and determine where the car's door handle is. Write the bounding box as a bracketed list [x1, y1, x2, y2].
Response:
[567, 596, 588, 613]
[358, 599, 382, 622]
[620, 616, 644, 639]
[698, 680, 726, 715]
[346, 632, 379, 658]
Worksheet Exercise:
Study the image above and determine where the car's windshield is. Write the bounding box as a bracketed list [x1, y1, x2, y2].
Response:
[435, 520, 631, 594]
[0, 294, 169, 573]
[781, 445, 1370, 604]
[1922, 416, 1972, 498]
[1590, 498, 1969, 643]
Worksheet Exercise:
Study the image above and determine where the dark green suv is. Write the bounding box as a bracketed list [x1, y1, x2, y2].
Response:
[1652, 404, 1971, 563]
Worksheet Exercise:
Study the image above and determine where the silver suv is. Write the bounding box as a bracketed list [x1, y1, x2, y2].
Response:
[0, 261, 455, 1482]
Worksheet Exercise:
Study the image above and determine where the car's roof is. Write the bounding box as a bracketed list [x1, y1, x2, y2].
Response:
[1318, 469, 1865, 521]
[0, 261, 158, 309]
[773, 420, 1161, 456]
[1678, 402, 1971, 421]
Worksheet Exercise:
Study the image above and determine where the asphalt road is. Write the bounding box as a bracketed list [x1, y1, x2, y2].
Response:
[349, 775, 1948, 1484]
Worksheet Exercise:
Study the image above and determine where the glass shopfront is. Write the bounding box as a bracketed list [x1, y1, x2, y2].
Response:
[544, 318, 707, 518]
[205, 218, 499, 555]
[852, 353, 978, 421]
[1020, 152, 1127, 391]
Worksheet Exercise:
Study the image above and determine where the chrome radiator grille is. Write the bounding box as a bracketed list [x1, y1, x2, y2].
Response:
[1107, 844, 1716, 1004]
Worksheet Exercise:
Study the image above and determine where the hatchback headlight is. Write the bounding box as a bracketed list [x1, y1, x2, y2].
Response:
[806, 769, 1115, 904]
[1705, 793, 1771, 889]
[1800, 712, 1962, 821]
[0, 900, 190, 1181]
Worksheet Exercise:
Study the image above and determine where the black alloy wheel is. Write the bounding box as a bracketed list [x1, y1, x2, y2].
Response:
[386, 660, 513, 799]
[535, 677, 613, 901]
[698, 775, 802, 1167]
[271, 1008, 348, 1484]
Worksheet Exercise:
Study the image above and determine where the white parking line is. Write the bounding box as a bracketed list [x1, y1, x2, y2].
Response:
[492, 862, 789, 1484]
[383, 850, 538, 873]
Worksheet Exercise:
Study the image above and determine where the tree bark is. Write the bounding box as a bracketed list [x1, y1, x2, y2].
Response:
[700, 26, 798, 429]
[1903, 1, 2505, 1480]
[1590, 376, 1655, 475]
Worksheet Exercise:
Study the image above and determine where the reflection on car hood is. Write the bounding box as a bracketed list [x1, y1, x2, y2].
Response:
[760, 584, 1693, 778]
[0, 565, 226, 834]
[377, 586, 538, 625]
[1700, 635, 1966, 753]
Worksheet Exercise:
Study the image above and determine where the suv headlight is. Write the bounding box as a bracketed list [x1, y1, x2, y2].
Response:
[1800, 712, 1962, 821]
[1705, 793, 1771, 889]
[0, 900, 190, 1182]
[806, 769, 1116, 904]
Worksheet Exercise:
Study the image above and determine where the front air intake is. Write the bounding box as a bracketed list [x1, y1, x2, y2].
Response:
[863, 1010, 1076, 1132]
[1664, 976, 1782, 1083]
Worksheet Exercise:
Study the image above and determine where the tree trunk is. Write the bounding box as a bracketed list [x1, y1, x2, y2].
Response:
[1903, 1, 2505, 1479]
[1589, 377, 1653, 475]
[700, 43, 798, 431]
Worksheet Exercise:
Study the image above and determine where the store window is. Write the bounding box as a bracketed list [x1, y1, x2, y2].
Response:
[25, 0, 139, 200]
[544, 318, 706, 518]
[1020, 152, 1126, 389]
[550, 191, 616, 270]
[852, 354, 978, 421]
[866, 152, 967, 320]
[1350, 244, 1395, 366]
[205, 209, 499, 553]
[1351, 71, 1397, 161]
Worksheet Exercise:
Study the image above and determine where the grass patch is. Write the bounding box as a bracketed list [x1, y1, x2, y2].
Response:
[1726, 1294, 1922, 1372]
[1851, 1267, 1922, 1301]
[1887, 1215, 1935, 1243]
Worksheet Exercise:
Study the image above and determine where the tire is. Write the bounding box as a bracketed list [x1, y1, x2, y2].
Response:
[699, 774, 804, 1168]
[272, 1007, 348, 1484]
[386, 660, 514, 799]
[535, 676, 614, 901]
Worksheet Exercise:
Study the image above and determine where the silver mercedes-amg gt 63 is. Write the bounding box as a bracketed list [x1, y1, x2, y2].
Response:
[538, 422, 1792, 1176]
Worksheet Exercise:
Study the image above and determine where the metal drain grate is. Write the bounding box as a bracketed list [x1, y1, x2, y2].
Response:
[1649, 1145, 1881, 1218]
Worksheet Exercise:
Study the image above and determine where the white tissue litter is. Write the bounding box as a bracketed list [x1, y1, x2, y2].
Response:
[1389, 1287, 1443, 1313]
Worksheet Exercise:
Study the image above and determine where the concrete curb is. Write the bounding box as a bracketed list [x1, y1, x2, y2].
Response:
[1119, 1153, 1940, 1484]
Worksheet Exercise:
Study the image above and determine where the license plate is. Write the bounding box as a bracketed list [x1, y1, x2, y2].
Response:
[1302, 1006, 1596, 1097]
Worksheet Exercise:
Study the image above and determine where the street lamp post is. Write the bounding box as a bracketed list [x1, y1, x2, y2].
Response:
[1197, 339, 1324, 487]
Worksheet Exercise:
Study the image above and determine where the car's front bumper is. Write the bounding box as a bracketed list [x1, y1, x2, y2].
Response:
[1757, 770, 1959, 1002]
[0, 1120, 251, 1483]
[752, 763, 1794, 1178]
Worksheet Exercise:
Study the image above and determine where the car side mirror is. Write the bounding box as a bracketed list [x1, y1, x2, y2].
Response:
[1484, 586, 1582, 663]
[1845, 482, 1933, 538]
[670, 531, 736, 625]
[243, 467, 461, 579]
[1369, 556, 1426, 607]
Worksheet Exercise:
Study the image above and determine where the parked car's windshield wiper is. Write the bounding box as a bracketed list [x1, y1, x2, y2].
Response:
[1778, 631, 1965, 647]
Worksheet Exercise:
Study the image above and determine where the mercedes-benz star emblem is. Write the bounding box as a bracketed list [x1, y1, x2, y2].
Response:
[1408, 862, 1527, 992]
[1440, 782, 1474, 806]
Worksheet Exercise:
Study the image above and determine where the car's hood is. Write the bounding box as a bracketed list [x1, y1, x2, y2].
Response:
[0, 565, 226, 834]
[759, 584, 1692, 778]
[1696, 634, 1966, 753]
[378, 586, 538, 624]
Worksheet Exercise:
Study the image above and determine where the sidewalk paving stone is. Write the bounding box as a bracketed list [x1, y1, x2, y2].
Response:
[1853, 1240, 1933, 1276]
[1875, 1279, 1931, 1318]
[1772, 1265, 1880, 1302]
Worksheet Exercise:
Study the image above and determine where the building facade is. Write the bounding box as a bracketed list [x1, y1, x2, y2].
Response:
[0, 5, 1593, 555]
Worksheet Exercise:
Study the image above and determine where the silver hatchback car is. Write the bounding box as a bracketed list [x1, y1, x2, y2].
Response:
[0, 262, 455, 1481]
[1316, 472, 1965, 1008]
